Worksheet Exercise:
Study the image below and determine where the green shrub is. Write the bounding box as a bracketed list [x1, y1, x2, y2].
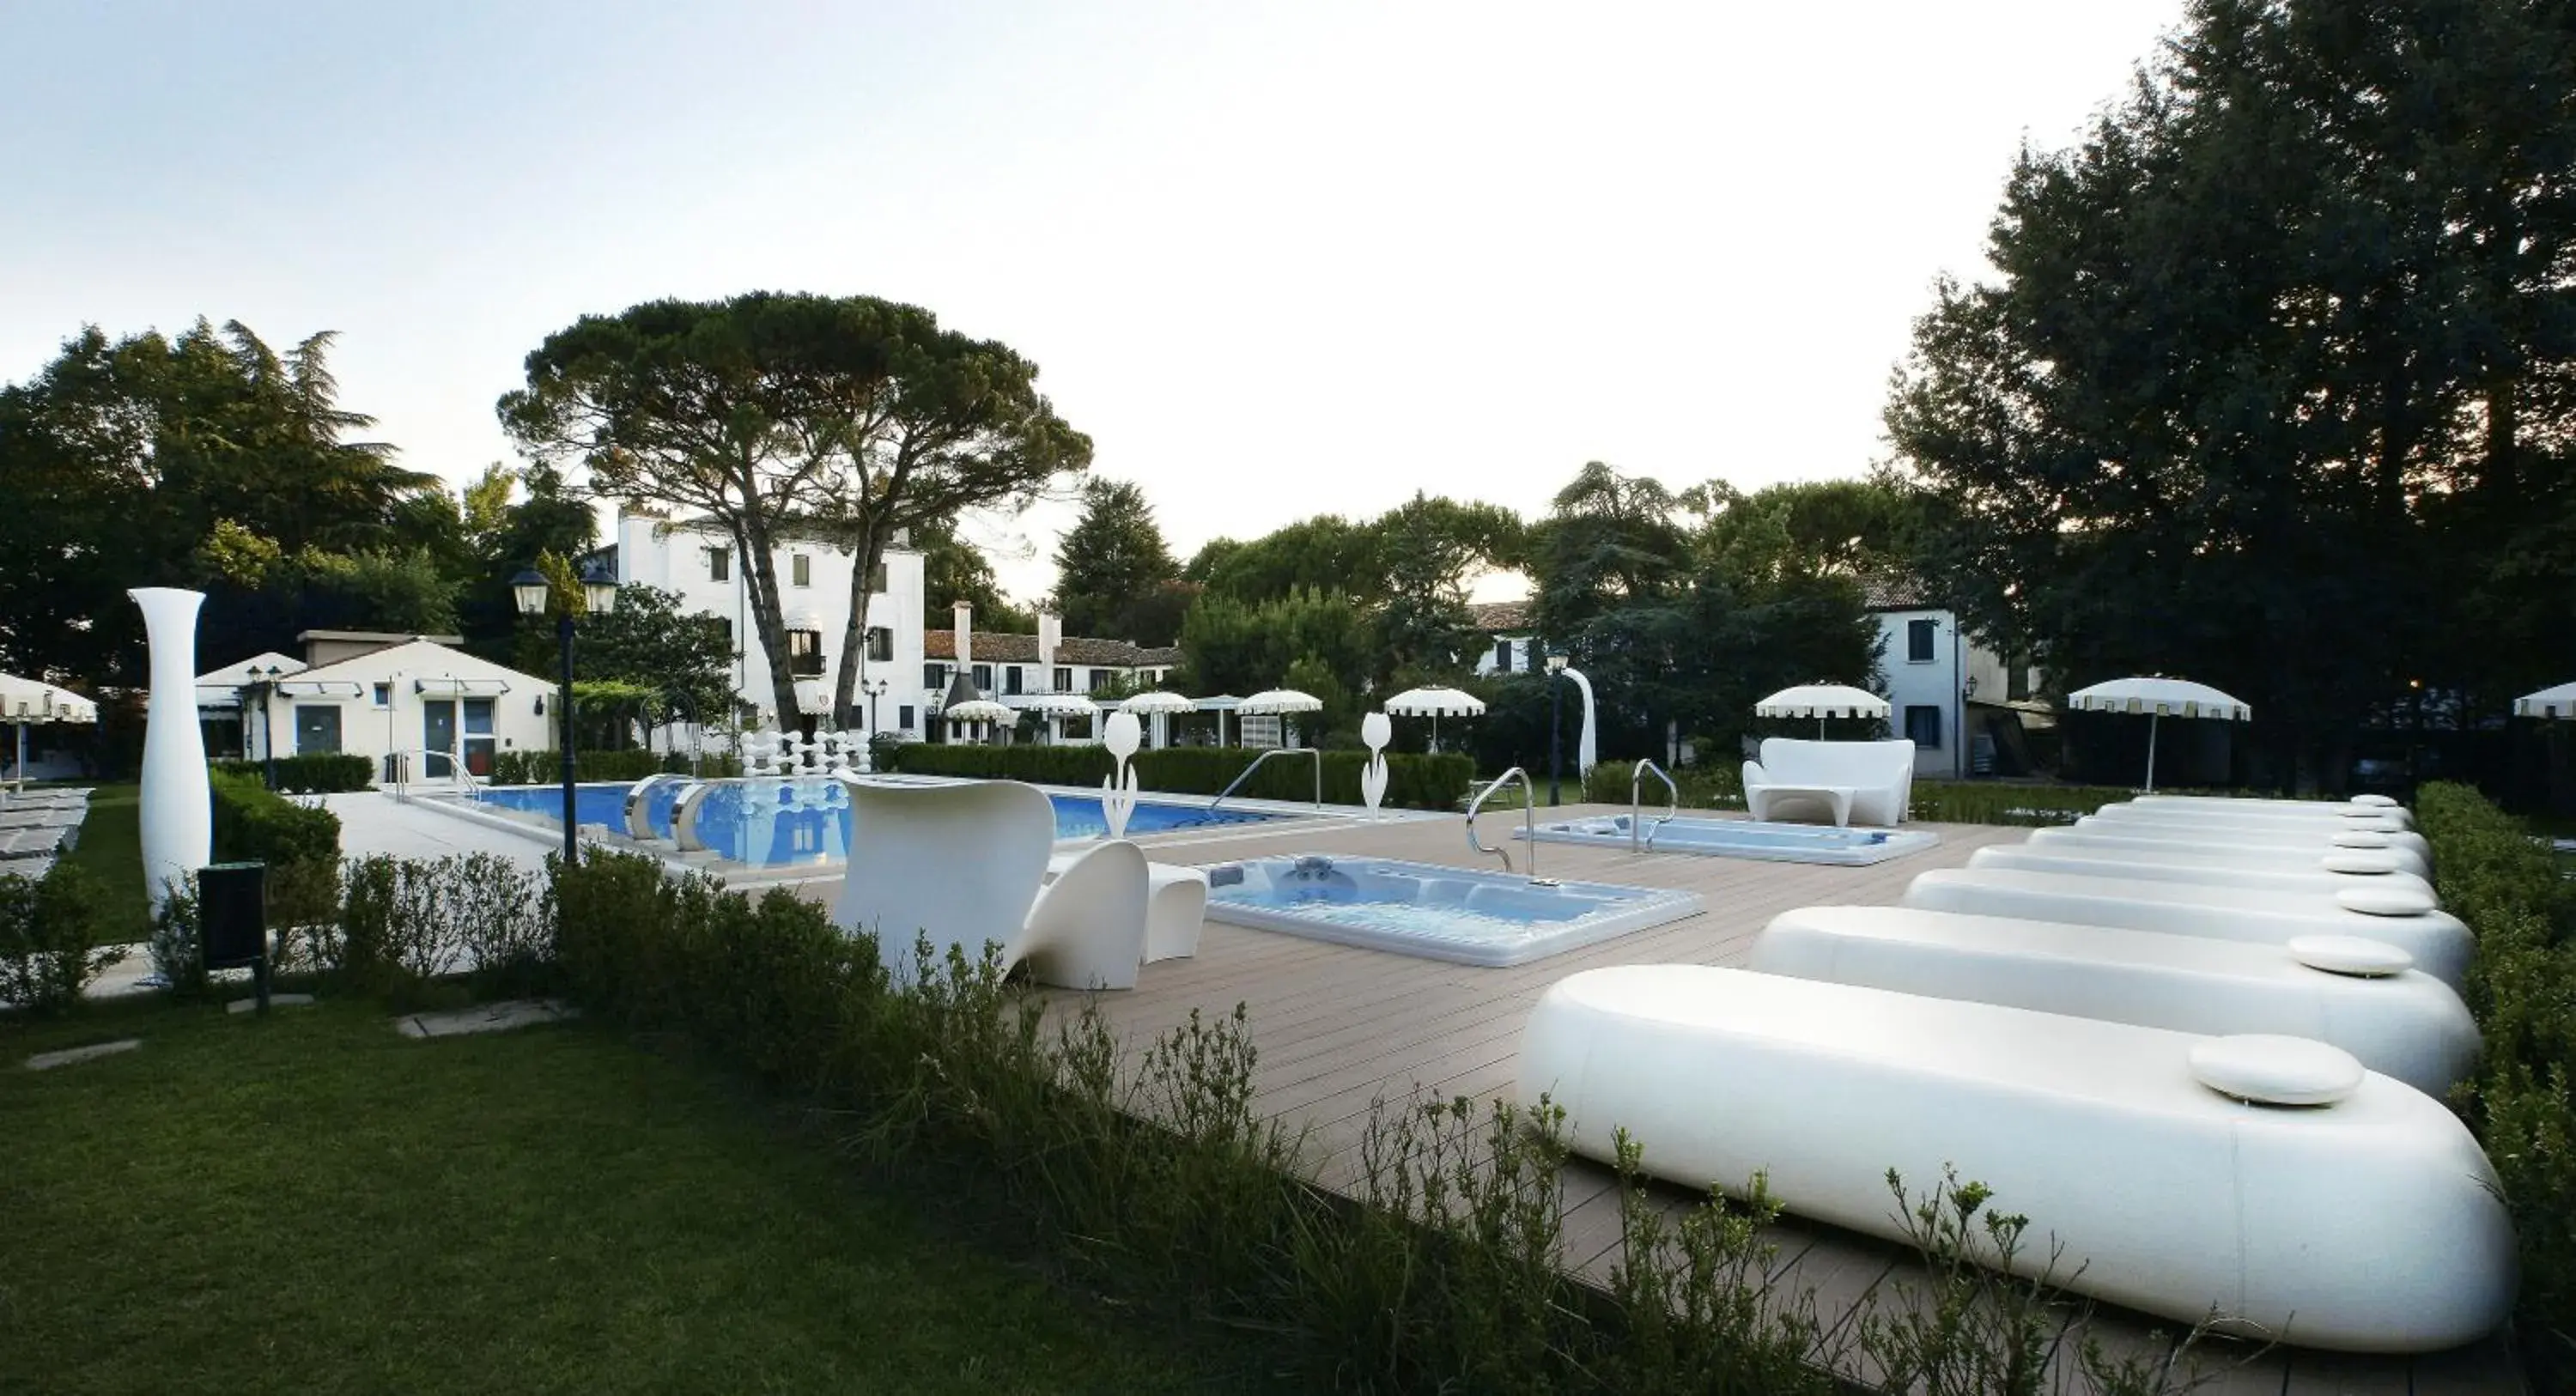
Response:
[2415, 781, 2576, 1384]
[0, 864, 126, 1013]
[211, 754, 374, 792]
[878, 744, 1476, 810]
[210, 771, 342, 870]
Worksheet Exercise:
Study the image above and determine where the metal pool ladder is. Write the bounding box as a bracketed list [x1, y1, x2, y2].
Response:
[1466, 767, 1537, 878]
[1208, 746, 1323, 814]
[1631, 758, 1678, 852]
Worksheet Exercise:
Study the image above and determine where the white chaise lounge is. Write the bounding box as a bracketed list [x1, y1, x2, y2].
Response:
[1749, 905, 2481, 1095]
[1966, 843, 2436, 898]
[2032, 823, 2432, 879]
[833, 777, 1151, 990]
[1902, 865, 2473, 987]
[2080, 807, 2432, 860]
[1741, 737, 1917, 828]
[2131, 793, 2415, 830]
[1516, 965, 2516, 1351]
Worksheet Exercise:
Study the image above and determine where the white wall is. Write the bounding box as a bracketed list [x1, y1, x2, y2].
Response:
[614, 516, 927, 735]
[242, 640, 556, 784]
[1473, 634, 1539, 677]
[1875, 608, 1965, 779]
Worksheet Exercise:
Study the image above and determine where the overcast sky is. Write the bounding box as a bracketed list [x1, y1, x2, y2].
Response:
[3, 1, 2180, 603]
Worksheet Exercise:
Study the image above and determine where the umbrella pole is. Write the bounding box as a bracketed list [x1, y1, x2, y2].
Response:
[2144, 713, 2160, 793]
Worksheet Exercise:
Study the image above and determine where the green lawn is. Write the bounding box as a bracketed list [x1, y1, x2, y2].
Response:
[55, 781, 149, 945]
[0, 999, 1294, 1395]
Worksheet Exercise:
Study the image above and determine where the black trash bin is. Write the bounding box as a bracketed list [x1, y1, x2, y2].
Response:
[198, 861, 271, 1010]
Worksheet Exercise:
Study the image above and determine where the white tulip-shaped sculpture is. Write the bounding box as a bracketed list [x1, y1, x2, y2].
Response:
[1358, 711, 1392, 819]
[1100, 710, 1142, 840]
[1563, 668, 1599, 778]
[131, 587, 212, 908]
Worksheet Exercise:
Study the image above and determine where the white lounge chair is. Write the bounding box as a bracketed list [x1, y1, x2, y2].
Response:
[832, 777, 1151, 991]
[1741, 737, 1917, 828]
[2132, 793, 2414, 829]
[1749, 905, 2480, 1095]
[1516, 964, 2515, 1351]
[1902, 865, 2473, 987]
[1048, 850, 1209, 963]
[1967, 843, 2435, 898]
[2081, 807, 2431, 859]
[2032, 823, 2432, 879]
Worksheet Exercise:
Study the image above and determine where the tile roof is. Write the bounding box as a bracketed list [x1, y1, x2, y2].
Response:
[925, 631, 1177, 668]
[1859, 572, 1940, 611]
[1467, 599, 1533, 633]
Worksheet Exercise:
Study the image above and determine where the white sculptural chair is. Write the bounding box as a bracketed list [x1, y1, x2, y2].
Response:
[1901, 865, 2473, 987]
[1741, 737, 1916, 828]
[833, 777, 1151, 991]
[1515, 964, 2516, 1352]
[2027, 824, 2432, 879]
[1966, 843, 2435, 898]
[1046, 850, 1209, 964]
[1749, 904, 2481, 1095]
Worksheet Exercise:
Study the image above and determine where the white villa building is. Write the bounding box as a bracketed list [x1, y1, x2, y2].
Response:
[605, 512, 1184, 744]
[1862, 576, 2048, 780]
[201, 632, 558, 783]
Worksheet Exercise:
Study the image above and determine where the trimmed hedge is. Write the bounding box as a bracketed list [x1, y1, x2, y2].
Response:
[2414, 782, 2575, 1384]
[210, 754, 374, 793]
[210, 770, 342, 871]
[488, 749, 739, 786]
[878, 743, 1476, 810]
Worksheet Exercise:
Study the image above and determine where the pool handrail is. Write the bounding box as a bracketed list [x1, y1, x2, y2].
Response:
[1467, 767, 1536, 877]
[1209, 746, 1322, 814]
[1631, 759, 1678, 852]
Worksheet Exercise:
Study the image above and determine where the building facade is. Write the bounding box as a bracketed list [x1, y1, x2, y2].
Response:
[1864, 577, 2045, 780]
[206, 633, 558, 784]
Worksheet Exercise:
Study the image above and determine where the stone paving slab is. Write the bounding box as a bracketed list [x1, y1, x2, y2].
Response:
[395, 999, 577, 1039]
[26, 1039, 141, 1071]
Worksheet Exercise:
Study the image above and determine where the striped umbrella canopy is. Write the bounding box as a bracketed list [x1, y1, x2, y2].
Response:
[944, 699, 1014, 724]
[1755, 683, 1889, 738]
[1236, 689, 1323, 715]
[2065, 677, 2251, 792]
[1118, 690, 1196, 714]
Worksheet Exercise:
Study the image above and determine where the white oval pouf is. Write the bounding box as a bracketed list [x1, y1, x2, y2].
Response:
[2318, 851, 2403, 875]
[2333, 830, 2393, 849]
[2337, 883, 2439, 918]
[2289, 934, 2415, 978]
[2190, 1035, 2365, 1106]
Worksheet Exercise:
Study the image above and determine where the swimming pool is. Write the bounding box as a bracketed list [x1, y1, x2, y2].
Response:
[1519, 814, 1940, 865]
[468, 779, 1281, 869]
[1201, 854, 1701, 967]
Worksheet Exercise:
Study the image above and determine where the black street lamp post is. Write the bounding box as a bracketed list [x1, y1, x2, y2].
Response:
[244, 663, 283, 788]
[513, 563, 619, 865]
[1546, 650, 1569, 806]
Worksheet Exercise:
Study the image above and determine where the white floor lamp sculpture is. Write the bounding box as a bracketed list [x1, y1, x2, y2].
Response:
[1101, 710, 1141, 839]
[1358, 711, 1391, 819]
[131, 587, 212, 909]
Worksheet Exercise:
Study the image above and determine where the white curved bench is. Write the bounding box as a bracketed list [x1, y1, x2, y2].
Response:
[1515, 964, 2515, 1351]
[1742, 737, 1916, 828]
[2081, 808, 2431, 860]
[1967, 844, 2436, 899]
[1748, 905, 2481, 1095]
[1902, 866, 2472, 987]
[2036, 823, 2432, 879]
[833, 777, 1151, 991]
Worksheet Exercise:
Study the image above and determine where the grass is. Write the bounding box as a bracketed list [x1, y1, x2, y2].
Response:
[0, 998, 1296, 1395]
[53, 781, 148, 945]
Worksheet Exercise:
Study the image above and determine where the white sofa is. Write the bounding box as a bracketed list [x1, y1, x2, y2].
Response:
[1967, 844, 2435, 898]
[1749, 905, 2481, 1095]
[1902, 865, 2473, 987]
[1741, 737, 1917, 828]
[833, 777, 1151, 990]
[1514, 964, 2515, 1351]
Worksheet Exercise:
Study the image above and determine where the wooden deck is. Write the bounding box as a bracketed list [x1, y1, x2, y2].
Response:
[811, 803, 2527, 1393]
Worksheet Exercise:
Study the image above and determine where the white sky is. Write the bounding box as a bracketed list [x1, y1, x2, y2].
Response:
[3, 1, 2181, 604]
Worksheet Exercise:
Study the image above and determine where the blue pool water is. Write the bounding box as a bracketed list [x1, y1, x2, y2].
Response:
[469, 779, 1278, 868]
[1202, 854, 1700, 967]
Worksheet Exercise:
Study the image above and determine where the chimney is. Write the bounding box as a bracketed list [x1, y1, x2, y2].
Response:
[1037, 613, 1061, 677]
[953, 600, 973, 672]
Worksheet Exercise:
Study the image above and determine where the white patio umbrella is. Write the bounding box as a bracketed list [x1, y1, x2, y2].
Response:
[1118, 690, 1196, 715]
[0, 674, 100, 791]
[944, 698, 1014, 728]
[1382, 685, 1486, 750]
[1237, 689, 1323, 747]
[1024, 692, 1102, 744]
[1754, 683, 1891, 738]
[2513, 682, 2576, 719]
[2065, 677, 2251, 792]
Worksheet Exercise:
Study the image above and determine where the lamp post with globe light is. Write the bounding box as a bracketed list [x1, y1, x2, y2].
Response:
[512, 561, 618, 865]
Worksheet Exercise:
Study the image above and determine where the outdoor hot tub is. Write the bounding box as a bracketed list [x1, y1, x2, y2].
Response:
[1200, 854, 1701, 967]
[1518, 814, 1940, 865]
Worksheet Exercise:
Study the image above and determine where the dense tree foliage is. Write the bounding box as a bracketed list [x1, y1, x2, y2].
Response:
[1887, 0, 2576, 786]
[1049, 478, 1187, 644]
[914, 518, 1036, 634]
[0, 319, 446, 686]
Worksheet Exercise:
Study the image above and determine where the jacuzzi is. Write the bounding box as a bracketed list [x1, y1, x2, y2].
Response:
[1200, 854, 1702, 966]
[1518, 814, 1940, 866]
